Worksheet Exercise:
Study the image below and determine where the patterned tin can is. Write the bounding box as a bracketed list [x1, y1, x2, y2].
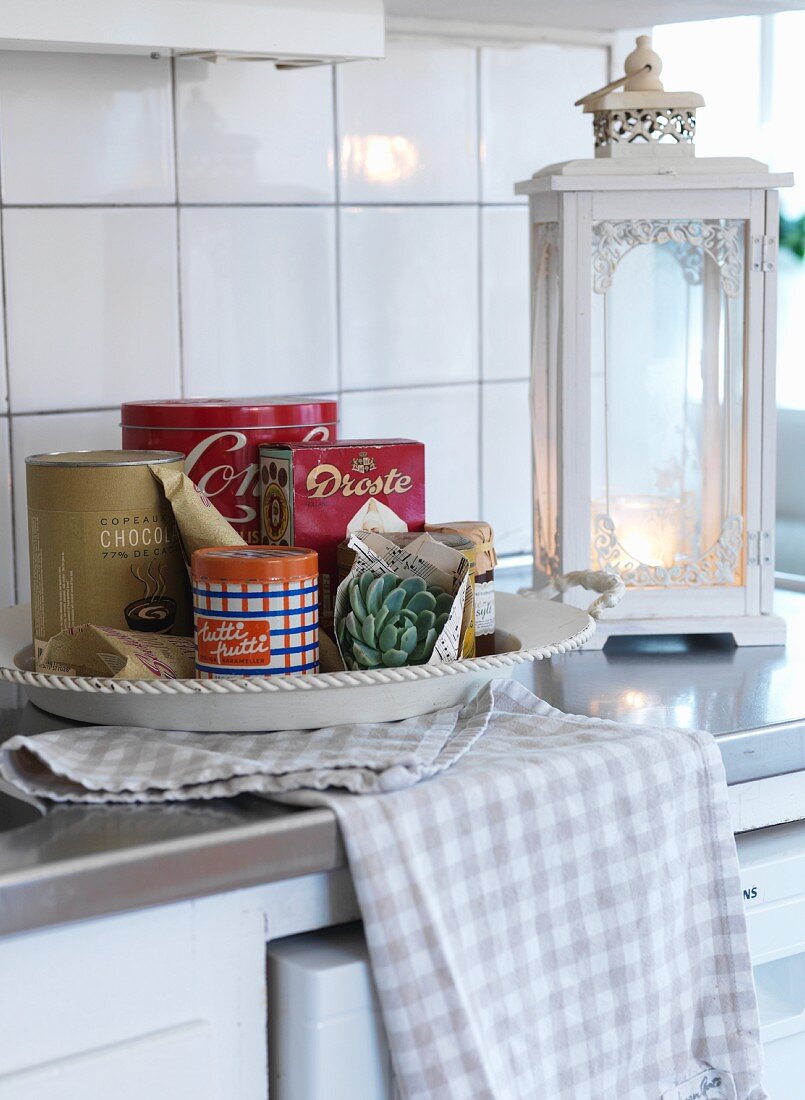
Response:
[191, 546, 319, 679]
[121, 397, 338, 545]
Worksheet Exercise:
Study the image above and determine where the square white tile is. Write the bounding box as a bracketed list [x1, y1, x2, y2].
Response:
[175, 59, 335, 203]
[0, 51, 175, 204]
[340, 206, 479, 390]
[0, 419, 15, 606]
[481, 381, 532, 555]
[482, 206, 530, 381]
[180, 207, 338, 397]
[480, 43, 607, 202]
[3, 209, 181, 414]
[338, 42, 478, 203]
[11, 410, 122, 600]
[340, 386, 480, 521]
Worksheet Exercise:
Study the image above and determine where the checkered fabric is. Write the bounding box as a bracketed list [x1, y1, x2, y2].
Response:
[0, 680, 764, 1100]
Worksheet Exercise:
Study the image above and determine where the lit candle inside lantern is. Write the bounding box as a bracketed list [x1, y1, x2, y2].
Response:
[606, 495, 682, 569]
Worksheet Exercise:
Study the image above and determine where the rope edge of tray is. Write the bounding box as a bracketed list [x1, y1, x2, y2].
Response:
[0, 618, 595, 696]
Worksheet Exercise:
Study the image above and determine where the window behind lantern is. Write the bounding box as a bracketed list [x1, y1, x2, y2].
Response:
[589, 217, 746, 588]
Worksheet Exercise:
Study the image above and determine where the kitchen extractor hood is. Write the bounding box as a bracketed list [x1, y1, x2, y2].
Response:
[385, 0, 805, 31]
[0, 0, 385, 64]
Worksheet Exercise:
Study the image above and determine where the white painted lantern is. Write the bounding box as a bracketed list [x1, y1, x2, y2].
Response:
[517, 36, 793, 648]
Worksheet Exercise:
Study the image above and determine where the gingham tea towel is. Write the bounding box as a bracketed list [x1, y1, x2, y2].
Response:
[0, 680, 764, 1100]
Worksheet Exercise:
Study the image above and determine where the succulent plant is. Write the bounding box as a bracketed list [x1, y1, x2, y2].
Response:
[336, 571, 454, 671]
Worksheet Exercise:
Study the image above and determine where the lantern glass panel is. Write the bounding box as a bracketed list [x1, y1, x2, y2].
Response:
[590, 218, 745, 588]
[531, 221, 560, 581]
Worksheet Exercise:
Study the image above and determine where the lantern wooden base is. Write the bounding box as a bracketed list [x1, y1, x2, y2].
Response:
[582, 613, 787, 650]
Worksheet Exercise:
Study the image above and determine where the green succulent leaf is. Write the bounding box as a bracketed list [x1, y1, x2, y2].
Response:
[398, 608, 418, 626]
[378, 622, 399, 652]
[407, 591, 437, 615]
[434, 592, 454, 617]
[366, 575, 386, 615]
[417, 610, 436, 639]
[362, 613, 376, 648]
[383, 587, 406, 615]
[352, 641, 381, 667]
[435, 612, 449, 632]
[381, 573, 398, 599]
[349, 583, 368, 621]
[346, 611, 363, 641]
[411, 628, 438, 664]
[399, 625, 418, 654]
[374, 605, 390, 637]
[359, 571, 374, 600]
[399, 576, 427, 600]
[382, 648, 408, 667]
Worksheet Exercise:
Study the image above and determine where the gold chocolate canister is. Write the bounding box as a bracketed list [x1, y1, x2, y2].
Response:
[26, 450, 189, 668]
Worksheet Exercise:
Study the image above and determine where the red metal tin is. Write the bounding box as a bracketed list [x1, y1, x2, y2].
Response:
[121, 397, 338, 545]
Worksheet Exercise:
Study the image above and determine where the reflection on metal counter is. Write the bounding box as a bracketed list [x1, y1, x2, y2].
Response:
[500, 573, 805, 831]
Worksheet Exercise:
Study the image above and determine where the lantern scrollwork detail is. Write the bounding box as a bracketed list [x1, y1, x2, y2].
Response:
[592, 219, 743, 297]
[592, 512, 744, 587]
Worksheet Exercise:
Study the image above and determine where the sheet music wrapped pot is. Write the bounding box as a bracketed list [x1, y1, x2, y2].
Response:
[334, 532, 472, 671]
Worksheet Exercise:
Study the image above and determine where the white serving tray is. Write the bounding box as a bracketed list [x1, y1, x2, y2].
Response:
[0, 573, 624, 732]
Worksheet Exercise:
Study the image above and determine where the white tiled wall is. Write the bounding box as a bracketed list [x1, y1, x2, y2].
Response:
[0, 39, 608, 604]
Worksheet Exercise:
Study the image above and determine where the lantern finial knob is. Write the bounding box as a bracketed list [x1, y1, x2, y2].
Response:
[576, 34, 704, 158]
[624, 35, 664, 92]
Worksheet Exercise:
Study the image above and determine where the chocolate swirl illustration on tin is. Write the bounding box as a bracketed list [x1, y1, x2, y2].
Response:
[124, 559, 177, 633]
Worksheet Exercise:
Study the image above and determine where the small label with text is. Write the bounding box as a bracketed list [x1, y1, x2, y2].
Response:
[662, 1069, 736, 1100]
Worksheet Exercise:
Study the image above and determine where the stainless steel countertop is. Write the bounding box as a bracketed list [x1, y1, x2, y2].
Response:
[0, 588, 803, 938]
[519, 589, 805, 783]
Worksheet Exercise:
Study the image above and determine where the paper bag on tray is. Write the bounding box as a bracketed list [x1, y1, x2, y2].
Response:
[149, 464, 246, 564]
[39, 624, 196, 679]
[334, 532, 472, 671]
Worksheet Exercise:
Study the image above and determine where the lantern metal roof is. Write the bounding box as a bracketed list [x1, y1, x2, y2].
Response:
[516, 35, 793, 193]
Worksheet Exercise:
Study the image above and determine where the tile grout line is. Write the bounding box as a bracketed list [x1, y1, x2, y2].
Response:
[331, 63, 344, 405]
[475, 45, 485, 522]
[4, 377, 530, 420]
[0, 66, 19, 603]
[0, 180, 18, 604]
[169, 56, 186, 399]
[12, 405, 122, 418]
[0, 200, 527, 211]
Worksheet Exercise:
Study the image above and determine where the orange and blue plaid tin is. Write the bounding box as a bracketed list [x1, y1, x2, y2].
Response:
[191, 546, 319, 679]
